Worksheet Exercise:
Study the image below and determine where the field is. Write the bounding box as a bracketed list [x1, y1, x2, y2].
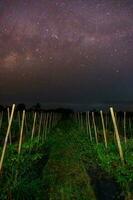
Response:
[0, 104, 133, 200]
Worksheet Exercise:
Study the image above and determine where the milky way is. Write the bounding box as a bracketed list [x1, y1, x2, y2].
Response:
[0, 0, 133, 106]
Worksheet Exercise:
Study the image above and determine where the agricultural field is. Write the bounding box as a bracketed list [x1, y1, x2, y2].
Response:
[0, 104, 133, 200]
[0, 0, 133, 199]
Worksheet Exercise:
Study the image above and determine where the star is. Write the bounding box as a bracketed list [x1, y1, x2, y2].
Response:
[0, 0, 132, 105]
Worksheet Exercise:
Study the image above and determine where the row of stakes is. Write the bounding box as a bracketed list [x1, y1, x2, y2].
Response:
[74, 107, 125, 165]
[0, 104, 61, 173]
[0, 106, 128, 173]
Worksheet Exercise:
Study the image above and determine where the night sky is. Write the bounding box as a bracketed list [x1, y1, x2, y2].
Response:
[0, 0, 133, 107]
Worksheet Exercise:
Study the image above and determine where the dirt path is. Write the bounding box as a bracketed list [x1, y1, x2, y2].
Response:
[42, 120, 125, 200]
[42, 120, 96, 200]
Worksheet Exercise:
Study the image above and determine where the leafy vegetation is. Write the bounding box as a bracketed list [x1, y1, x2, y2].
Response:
[0, 138, 49, 199]
[0, 109, 133, 199]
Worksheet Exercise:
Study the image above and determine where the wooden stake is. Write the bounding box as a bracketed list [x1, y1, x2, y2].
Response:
[31, 112, 37, 140]
[124, 112, 127, 144]
[86, 112, 92, 141]
[80, 112, 83, 128]
[38, 113, 42, 142]
[129, 118, 132, 138]
[100, 110, 108, 148]
[105, 112, 108, 130]
[77, 112, 80, 126]
[75, 112, 77, 122]
[0, 111, 3, 132]
[7, 107, 12, 144]
[18, 110, 25, 154]
[92, 112, 98, 144]
[86, 112, 89, 135]
[0, 104, 15, 173]
[52, 113, 55, 127]
[110, 107, 124, 164]
[45, 113, 49, 140]
[51, 112, 53, 126]
[42, 113, 47, 141]
[48, 112, 52, 132]
[18, 111, 21, 128]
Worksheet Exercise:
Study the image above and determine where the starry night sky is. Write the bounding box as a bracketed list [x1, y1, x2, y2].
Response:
[0, 0, 133, 106]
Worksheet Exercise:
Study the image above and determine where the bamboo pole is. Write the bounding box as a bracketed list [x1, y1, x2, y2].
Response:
[31, 112, 37, 140]
[124, 112, 127, 144]
[77, 112, 80, 126]
[86, 112, 89, 135]
[24, 113, 28, 137]
[0, 111, 3, 131]
[48, 112, 52, 132]
[129, 118, 132, 138]
[92, 112, 98, 144]
[0, 104, 15, 173]
[38, 113, 42, 142]
[87, 112, 92, 141]
[110, 107, 124, 164]
[74, 112, 77, 122]
[18, 111, 21, 128]
[100, 110, 108, 148]
[52, 113, 55, 127]
[18, 110, 25, 154]
[7, 107, 10, 121]
[80, 112, 83, 129]
[53, 113, 57, 127]
[42, 113, 46, 140]
[45, 113, 49, 140]
[7, 107, 12, 144]
[42, 113, 46, 141]
[51, 112, 53, 127]
[105, 112, 108, 130]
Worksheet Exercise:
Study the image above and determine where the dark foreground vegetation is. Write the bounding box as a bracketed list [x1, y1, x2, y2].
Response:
[0, 106, 133, 199]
